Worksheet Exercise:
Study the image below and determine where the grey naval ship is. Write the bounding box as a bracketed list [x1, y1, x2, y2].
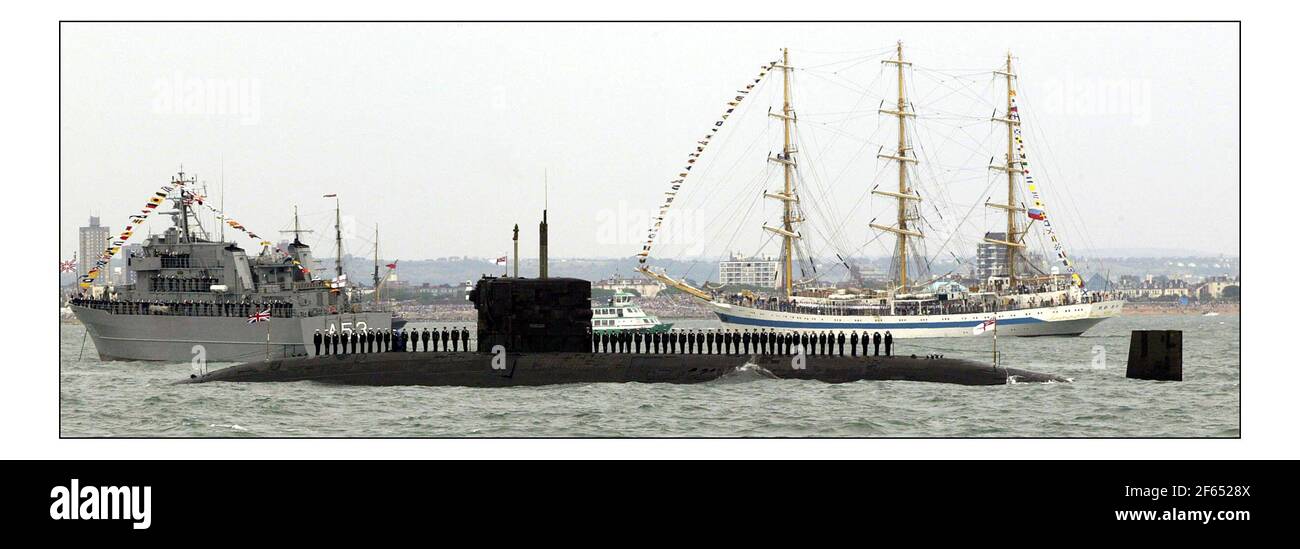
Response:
[69, 172, 393, 362]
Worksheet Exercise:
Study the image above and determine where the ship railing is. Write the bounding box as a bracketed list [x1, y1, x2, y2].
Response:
[156, 257, 227, 269]
[70, 298, 296, 318]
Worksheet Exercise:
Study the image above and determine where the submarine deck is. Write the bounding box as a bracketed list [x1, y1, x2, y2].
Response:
[182, 351, 1069, 387]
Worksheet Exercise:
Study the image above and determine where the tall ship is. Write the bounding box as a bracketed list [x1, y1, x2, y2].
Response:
[636, 44, 1123, 338]
[69, 171, 393, 361]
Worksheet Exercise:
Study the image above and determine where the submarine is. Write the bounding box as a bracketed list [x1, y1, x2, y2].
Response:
[182, 211, 1070, 388]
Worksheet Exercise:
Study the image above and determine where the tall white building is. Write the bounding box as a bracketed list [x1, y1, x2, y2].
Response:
[719, 252, 779, 288]
[78, 216, 110, 281]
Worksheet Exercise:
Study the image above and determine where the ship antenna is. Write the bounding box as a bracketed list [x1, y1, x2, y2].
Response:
[219, 156, 225, 242]
[871, 40, 924, 295]
[374, 224, 380, 305]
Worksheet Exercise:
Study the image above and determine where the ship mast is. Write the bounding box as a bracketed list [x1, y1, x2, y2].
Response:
[280, 206, 313, 244]
[764, 47, 800, 297]
[170, 169, 201, 242]
[870, 41, 923, 294]
[988, 51, 1025, 289]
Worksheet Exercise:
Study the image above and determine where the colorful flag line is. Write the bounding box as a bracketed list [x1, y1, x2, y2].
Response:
[79, 182, 179, 288]
[1009, 90, 1084, 289]
[637, 60, 778, 265]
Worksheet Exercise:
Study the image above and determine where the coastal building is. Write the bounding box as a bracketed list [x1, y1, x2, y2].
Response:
[718, 252, 779, 288]
[975, 232, 1039, 281]
[78, 216, 110, 282]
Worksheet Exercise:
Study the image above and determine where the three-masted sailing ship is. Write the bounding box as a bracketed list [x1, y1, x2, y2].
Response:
[637, 44, 1124, 338]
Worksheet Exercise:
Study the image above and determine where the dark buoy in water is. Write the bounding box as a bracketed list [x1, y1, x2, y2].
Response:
[1126, 330, 1182, 381]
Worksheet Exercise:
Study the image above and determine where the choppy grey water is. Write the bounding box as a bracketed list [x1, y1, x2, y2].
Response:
[59, 314, 1238, 437]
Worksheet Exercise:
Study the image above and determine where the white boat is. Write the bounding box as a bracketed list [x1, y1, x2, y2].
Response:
[591, 292, 673, 334]
[634, 44, 1123, 338]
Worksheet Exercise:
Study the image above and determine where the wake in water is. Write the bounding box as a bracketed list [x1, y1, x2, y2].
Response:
[708, 361, 780, 384]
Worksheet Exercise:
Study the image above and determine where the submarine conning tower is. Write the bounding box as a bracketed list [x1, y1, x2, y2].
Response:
[470, 276, 594, 353]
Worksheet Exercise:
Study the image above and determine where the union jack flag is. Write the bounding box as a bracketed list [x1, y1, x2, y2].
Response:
[971, 318, 997, 335]
[247, 308, 272, 324]
[59, 259, 77, 273]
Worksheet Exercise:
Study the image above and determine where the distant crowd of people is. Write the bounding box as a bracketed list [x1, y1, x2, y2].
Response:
[312, 327, 474, 355]
[591, 328, 896, 357]
[69, 296, 295, 319]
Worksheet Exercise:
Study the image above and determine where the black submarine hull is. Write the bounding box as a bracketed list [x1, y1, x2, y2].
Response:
[181, 351, 1069, 387]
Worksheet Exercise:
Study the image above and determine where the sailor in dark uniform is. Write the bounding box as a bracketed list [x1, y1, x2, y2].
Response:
[798, 331, 808, 355]
[450, 327, 460, 352]
[884, 331, 894, 357]
[652, 332, 661, 354]
[685, 330, 694, 354]
[668, 330, 677, 354]
[461, 327, 470, 352]
[439, 327, 448, 351]
[819, 331, 828, 355]
[702, 330, 712, 355]
[837, 331, 846, 356]
[633, 331, 643, 354]
[872, 331, 882, 356]
[422, 328, 431, 352]
[850, 331, 859, 357]
[383, 329, 392, 352]
[313, 329, 322, 355]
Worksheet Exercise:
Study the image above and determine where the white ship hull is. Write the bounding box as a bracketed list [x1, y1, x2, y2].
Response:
[709, 299, 1124, 338]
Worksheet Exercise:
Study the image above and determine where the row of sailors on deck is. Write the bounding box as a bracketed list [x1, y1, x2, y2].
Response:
[591, 329, 895, 357]
[312, 327, 473, 355]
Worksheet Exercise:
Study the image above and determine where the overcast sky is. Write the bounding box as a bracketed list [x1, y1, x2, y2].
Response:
[60, 22, 1238, 262]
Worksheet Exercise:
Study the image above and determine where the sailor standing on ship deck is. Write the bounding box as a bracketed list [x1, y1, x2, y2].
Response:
[884, 331, 894, 357]
[462, 327, 470, 352]
[313, 330, 322, 356]
[873, 331, 882, 356]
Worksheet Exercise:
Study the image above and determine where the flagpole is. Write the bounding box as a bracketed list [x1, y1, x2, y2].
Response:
[265, 311, 272, 361]
[992, 303, 999, 371]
